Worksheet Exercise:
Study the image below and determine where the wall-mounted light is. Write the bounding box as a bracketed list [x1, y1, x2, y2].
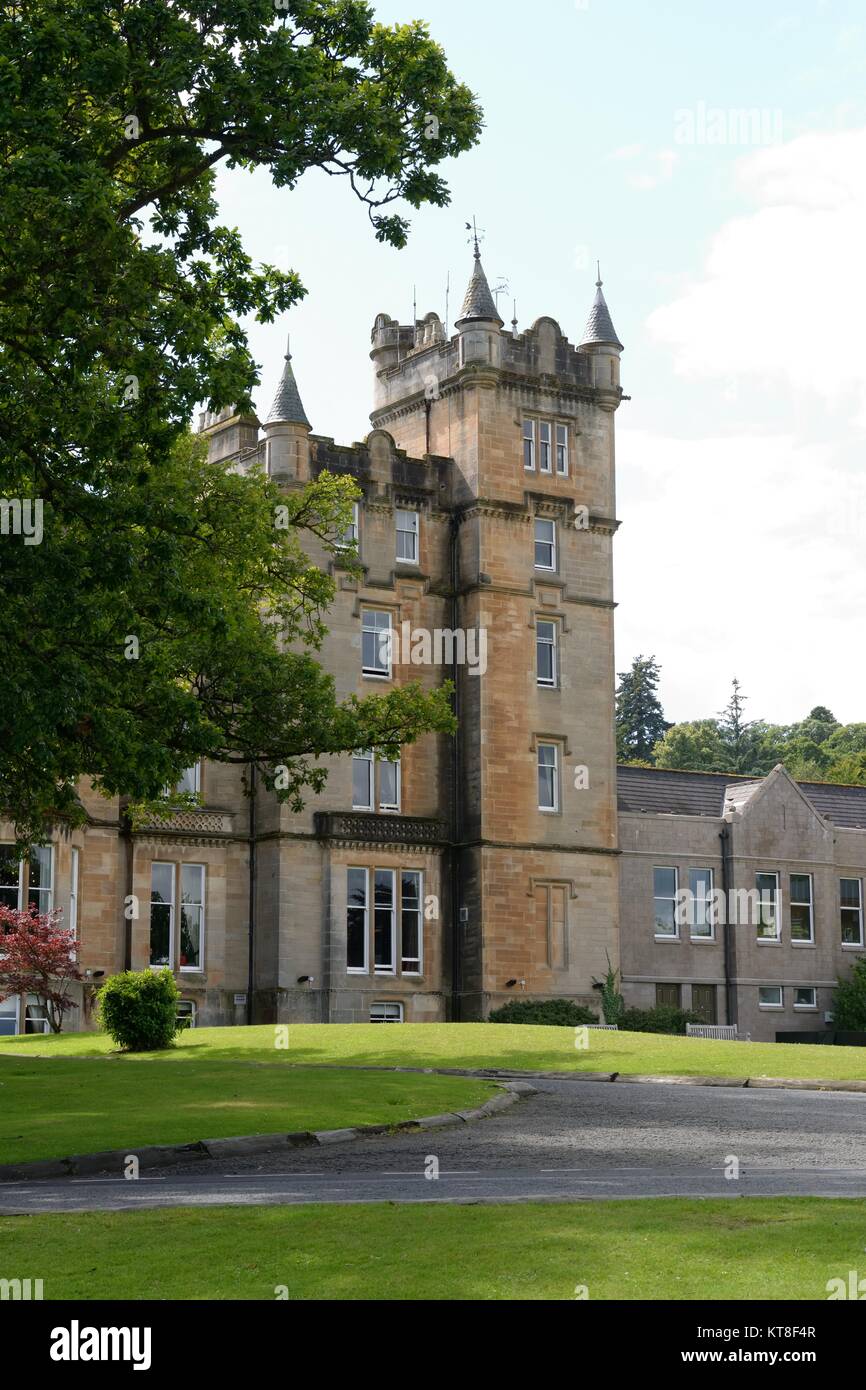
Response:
[297, 975, 314, 985]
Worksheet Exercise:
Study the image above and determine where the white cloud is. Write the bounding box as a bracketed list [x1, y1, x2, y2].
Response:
[615, 427, 866, 724]
[647, 128, 866, 424]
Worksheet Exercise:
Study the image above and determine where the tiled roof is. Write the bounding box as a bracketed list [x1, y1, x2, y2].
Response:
[617, 764, 866, 830]
[456, 252, 503, 325]
[265, 344, 310, 428]
[580, 281, 623, 350]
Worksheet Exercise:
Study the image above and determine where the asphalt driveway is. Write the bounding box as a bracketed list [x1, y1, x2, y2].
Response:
[2, 1077, 866, 1211]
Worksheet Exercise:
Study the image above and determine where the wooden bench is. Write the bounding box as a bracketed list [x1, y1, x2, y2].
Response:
[686, 1023, 750, 1042]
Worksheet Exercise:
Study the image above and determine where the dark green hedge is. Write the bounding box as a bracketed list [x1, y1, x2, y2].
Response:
[618, 1005, 700, 1035]
[487, 998, 599, 1027]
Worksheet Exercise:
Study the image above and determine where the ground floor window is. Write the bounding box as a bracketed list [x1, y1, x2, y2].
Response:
[0, 995, 18, 1036]
[24, 995, 49, 1034]
[0, 844, 53, 919]
[346, 867, 424, 976]
[150, 861, 205, 972]
[370, 1001, 403, 1023]
[793, 986, 817, 1010]
[176, 999, 197, 1029]
[758, 985, 783, 1008]
[841, 877, 863, 945]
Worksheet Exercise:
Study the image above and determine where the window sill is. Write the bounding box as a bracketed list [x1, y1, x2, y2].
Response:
[346, 968, 368, 976]
[361, 672, 391, 681]
[841, 942, 865, 950]
[793, 1006, 818, 1012]
[654, 934, 680, 943]
[758, 1004, 784, 1011]
[689, 935, 716, 944]
[791, 940, 815, 948]
[756, 938, 782, 946]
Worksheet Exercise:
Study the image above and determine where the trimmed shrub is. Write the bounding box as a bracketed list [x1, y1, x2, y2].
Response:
[98, 968, 181, 1051]
[487, 998, 599, 1027]
[619, 1005, 700, 1035]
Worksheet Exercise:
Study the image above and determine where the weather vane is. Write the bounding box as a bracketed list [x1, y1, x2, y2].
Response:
[465, 216, 485, 257]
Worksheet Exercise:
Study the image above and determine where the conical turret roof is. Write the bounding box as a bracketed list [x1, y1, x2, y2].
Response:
[580, 273, 623, 350]
[456, 250, 503, 326]
[264, 337, 311, 427]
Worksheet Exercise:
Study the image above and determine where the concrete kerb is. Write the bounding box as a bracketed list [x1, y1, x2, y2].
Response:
[0, 1081, 533, 1182]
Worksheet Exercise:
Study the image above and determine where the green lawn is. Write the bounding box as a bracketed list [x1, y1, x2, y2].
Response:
[1, 1198, 861, 1300]
[0, 1059, 494, 1165]
[2, 1020, 865, 1082]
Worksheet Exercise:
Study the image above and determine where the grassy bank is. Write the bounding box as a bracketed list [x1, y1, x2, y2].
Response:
[3, 1021, 865, 1082]
[0, 1198, 860, 1300]
[0, 1058, 493, 1165]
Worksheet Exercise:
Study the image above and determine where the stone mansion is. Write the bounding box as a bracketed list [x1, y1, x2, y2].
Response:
[2, 249, 865, 1043]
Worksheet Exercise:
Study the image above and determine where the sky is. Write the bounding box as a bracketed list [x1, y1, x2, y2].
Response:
[212, 0, 866, 728]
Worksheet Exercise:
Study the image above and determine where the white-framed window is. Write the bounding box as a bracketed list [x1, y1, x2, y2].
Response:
[794, 986, 817, 1010]
[756, 872, 780, 941]
[536, 620, 557, 688]
[523, 419, 535, 471]
[790, 873, 814, 943]
[374, 868, 396, 974]
[0, 846, 53, 919]
[401, 871, 423, 973]
[539, 421, 552, 473]
[362, 609, 392, 678]
[352, 750, 401, 812]
[371, 1001, 404, 1023]
[346, 867, 424, 977]
[27, 846, 53, 913]
[0, 846, 20, 912]
[555, 423, 568, 476]
[352, 749, 374, 810]
[175, 763, 201, 797]
[346, 867, 369, 973]
[395, 508, 419, 564]
[758, 984, 783, 1009]
[378, 756, 401, 813]
[24, 994, 49, 1035]
[69, 848, 79, 938]
[150, 862, 174, 968]
[689, 867, 714, 940]
[0, 995, 18, 1036]
[179, 864, 205, 971]
[176, 999, 197, 1029]
[534, 518, 556, 570]
[537, 742, 559, 812]
[654, 866, 679, 939]
[338, 501, 360, 551]
[840, 878, 863, 945]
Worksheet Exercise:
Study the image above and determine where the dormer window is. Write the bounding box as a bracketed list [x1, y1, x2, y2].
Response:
[396, 509, 419, 565]
[338, 502, 359, 552]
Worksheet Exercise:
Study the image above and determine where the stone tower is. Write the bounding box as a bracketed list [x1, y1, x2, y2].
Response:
[370, 247, 625, 1017]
